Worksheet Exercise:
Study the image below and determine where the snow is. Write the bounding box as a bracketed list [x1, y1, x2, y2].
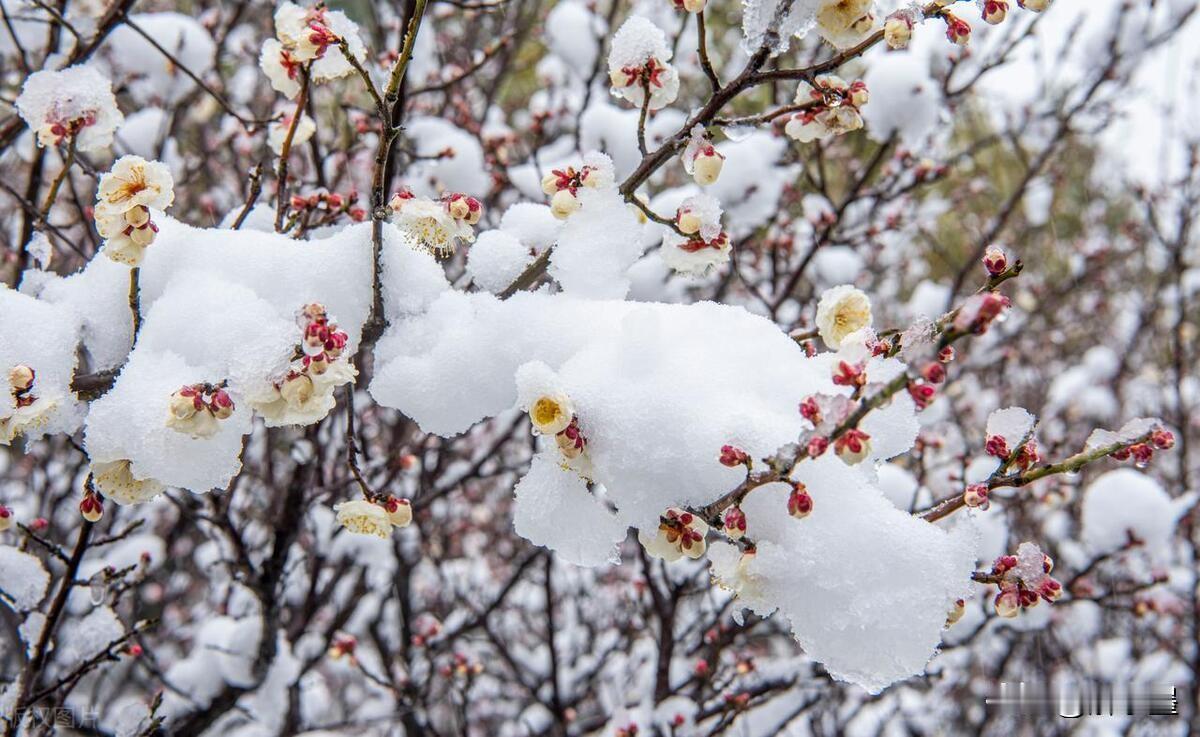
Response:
[499, 203, 562, 254]
[400, 117, 491, 197]
[1081, 469, 1182, 560]
[467, 230, 534, 293]
[742, 0, 821, 54]
[719, 456, 978, 693]
[55, 605, 124, 662]
[861, 50, 942, 145]
[104, 13, 216, 105]
[0, 546, 50, 611]
[549, 187, 646, 299]
[512, 453, 626, 566]
[607, 16, 672, 70]
[986, 407, 1036, 446]
[0, 286, 83, 442]
[545, 0, 605, 74]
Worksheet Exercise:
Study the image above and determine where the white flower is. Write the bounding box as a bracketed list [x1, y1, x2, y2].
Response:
[390, 195, 475, 255]
[92, 460, 165, 506]
[0, 395, 60, 445]
[815, 284, 872, 349]
[260, 39, 304, 99]
[16, 65, 123, 152]
[529, 393, 573, 435]
[95, 156, 175, 218]
[268, 113, 316, 156]
[385, 498, 413, 528]
[816, 0, 877, 49]
[253, 361, 357, 427]
[607, 17, 679, 111]
[310, 9, 367, 82]
[335, 499, 393, 538]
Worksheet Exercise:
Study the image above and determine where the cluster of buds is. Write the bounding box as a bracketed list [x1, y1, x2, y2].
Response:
[723, 506, 747, 539]
[94, 156, 175, 266]
[787, 482, 814, 519]
[299, 302, 349, 374]
[541, 164, 607, 219]
[80, 489, 104, 523]
[1111, 429, 1175, 468]
[288, 190, 366, 225]
[784, 75, 869, 143]
[982, 245, 1008, 276]
[834, 428, 872, 465]
[328, 633, 357, 662]
[989, 543, 1063, 618]
[640, 507, 709, 562]
[952, 292, 1010, 335]
[984, 434, 1041, 470]
[719, 444, 751, 468]
[166, 383, 234, 438]
[440, 652, 485, 679]
[528, 393, 589, 463]
[943, 12, 972, 46]
[389, 189, 479, 255]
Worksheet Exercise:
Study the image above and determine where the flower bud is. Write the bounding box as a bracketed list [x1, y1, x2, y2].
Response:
[692, 147, 724, 186]
[305, 351, 329, 376]
[807, 435, 830, 458]
[963, 483, 990, 509]
[209, 389, 234, 420]
[938, 346, 956, 363]
[167, 389, 200, 421]
[124, 205, 150, 228]
[834, 429, 871, 465]
[719, 444, 750, 468]
[787, 483, 813, 519]
[982, 245, 1007, 276]
[945, 15, 971, 46]
[129, 223, 156, 247]
[0, 505, 12, 532]
[389, 189, 415, 211]
[983, 0, 1008, 24]
[384, 497, 413, 527]
[541, 171, 562, 195]
[9, 365, 34, 392]
[1151, 428, 1175, 450]
[1018, 0, 1051, 11]
[908, 381, 936, 410]
[550, 189, 581, 220]
[446, 196, 471, 221]
[1038, 578, 1063, 602]
[799, 396, 822, 424]
[677, 209, 703, 235]
[946, 598, 966, 626]
[723, 506, 747, 539]
[80, 495, 104, 522]
[984, 435, 1009, 458]
[848, 81, 869, 109]
[921, 362, 946, 384]
[682, 0, 706, 11]
[883, 16, 913, 49]
[994, 586, 1020, 618]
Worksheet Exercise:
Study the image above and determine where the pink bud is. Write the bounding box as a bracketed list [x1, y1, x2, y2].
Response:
[787, 483, 813, 519]
[983, 245, 1008, 276]
[1151, 429, 1175, 450]
[807, 435, 829, 458]
[963, 484, 989, 509]
[719, 445, 750, 468]
[984, 435, 1009, 459]
[921, 362, 946, 384]
[799, 396, 822, 424]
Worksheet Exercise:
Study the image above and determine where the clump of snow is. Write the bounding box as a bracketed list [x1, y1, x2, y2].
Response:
[742, 0, 821, 54]
[1084, 417, 1159, 451]
[467, 230, 534, 293]
[986, 407, 1036, 446]
[1081, 469, 1185, 559]
[55, 606, 124, 663]
[104, 14, 216, 105]
[607, 15, 672, 71]
[549, 187, 646, 299]
[715, 456, 977, 693]
[861, 51, 943, 146]
[512, 453, 626, 566]
[499, 203, 562, 254]
[0, 546, 50, 611]
[401, 117, 491, 197]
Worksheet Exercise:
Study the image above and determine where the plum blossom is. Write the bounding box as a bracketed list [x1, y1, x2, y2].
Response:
[334, 499, 393, 538]
[166, 384, 235, 439]
[16, 65, 123, 151]
[389, 191, 479, 255]
[268, 2, 367, 84]
[785, 75, 869, 143]
[91, 460, 165, 506]
[259, 39, 304, 98]
[815, 284, 873, 349]
[94, 156, 175, 266]
[607, 17, 679, 111]
[0, 365, 60, 445]
[252, 303, 356, 427]
[639, 508, 709, 562]
[816, 0, 877, 50]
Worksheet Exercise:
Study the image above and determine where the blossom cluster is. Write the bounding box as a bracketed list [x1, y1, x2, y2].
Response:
[95, 156, 175, 266]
